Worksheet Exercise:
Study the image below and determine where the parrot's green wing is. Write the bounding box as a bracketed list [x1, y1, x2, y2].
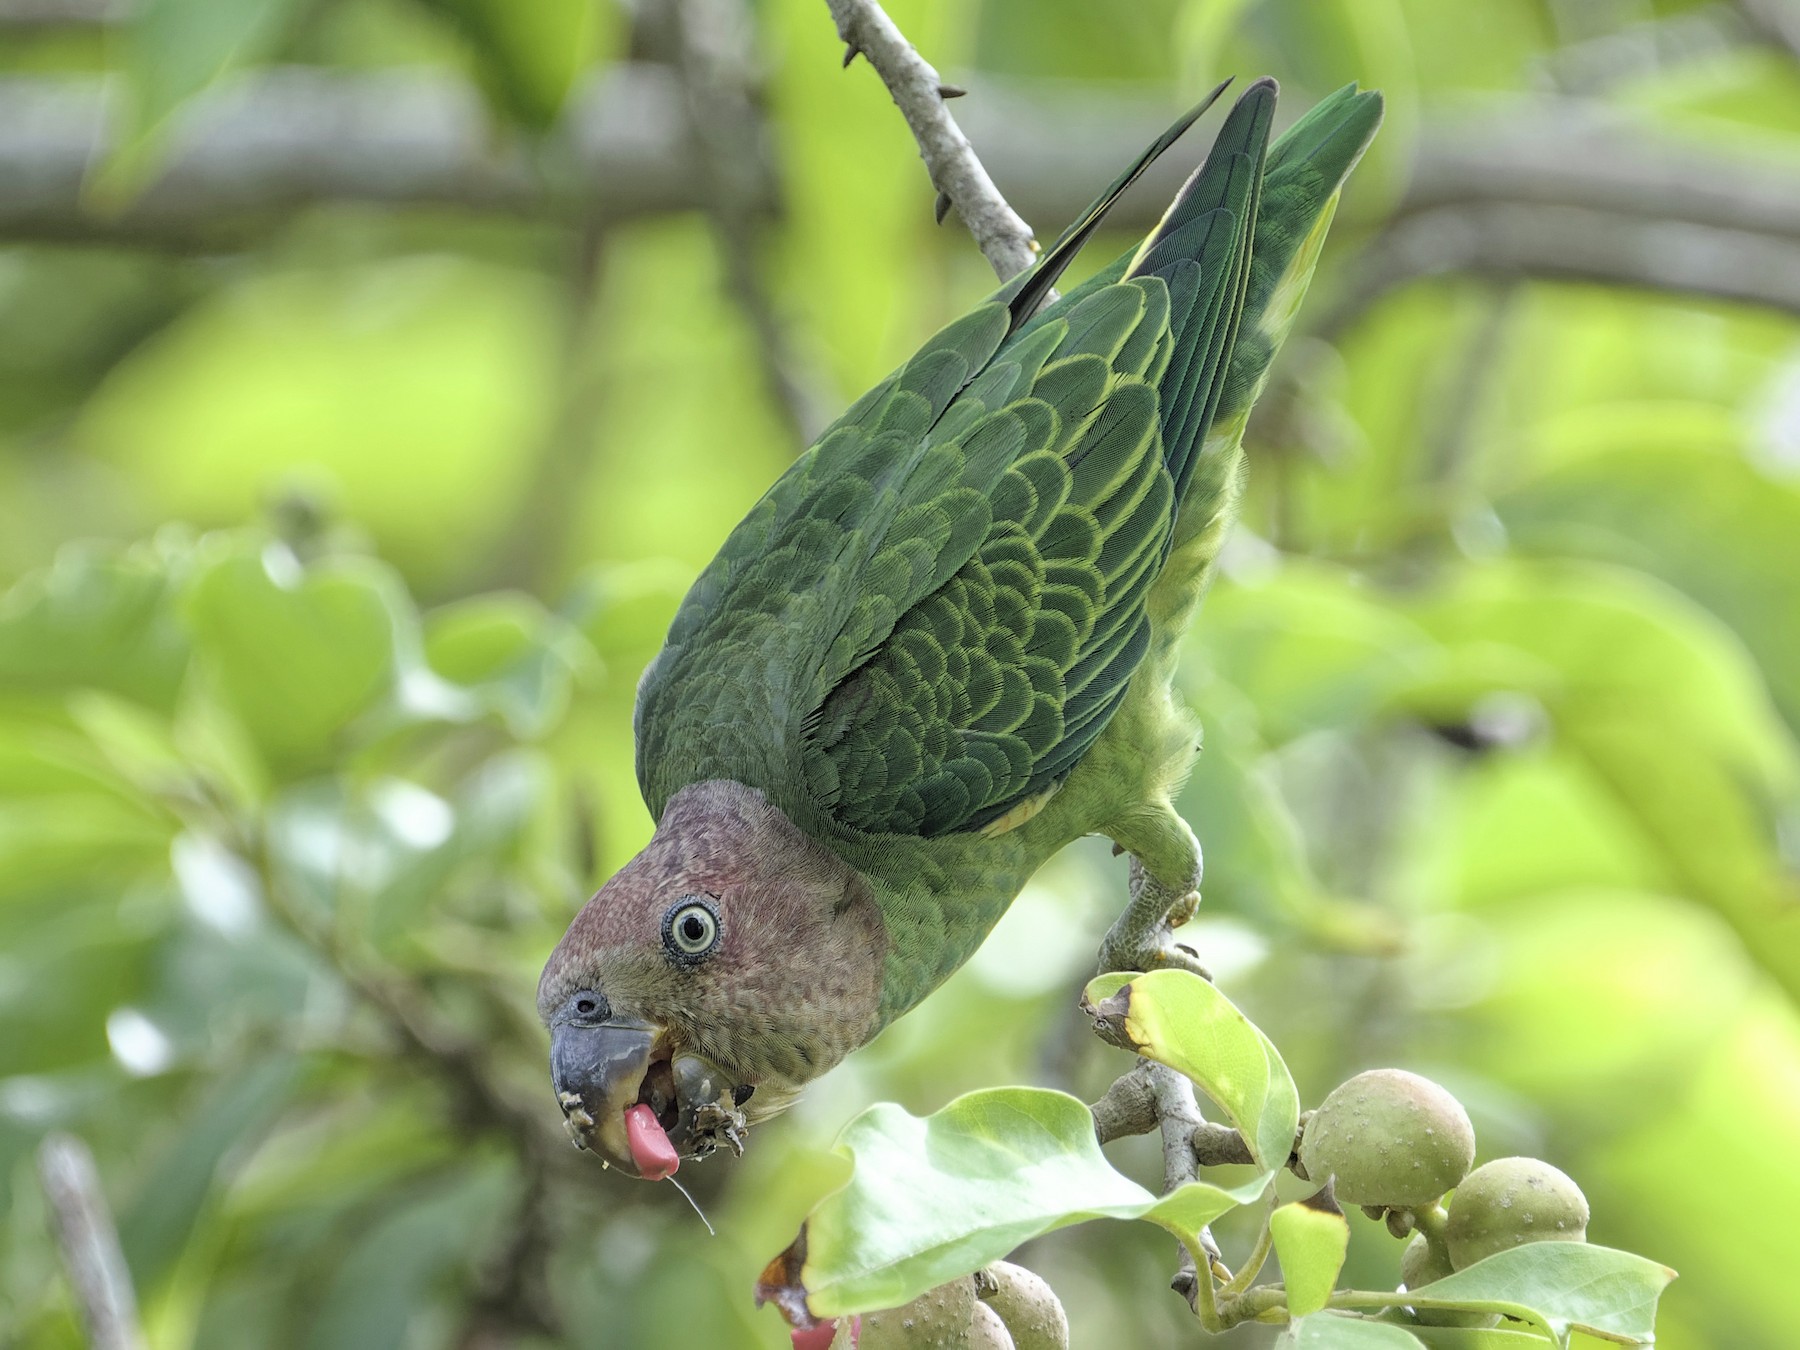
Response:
[801, 84, 1276, 836]
[633, 85, 1243, 824]
[636, 81, 1379, 844]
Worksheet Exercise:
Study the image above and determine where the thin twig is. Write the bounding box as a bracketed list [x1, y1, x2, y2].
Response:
[824, 0, 1038, 280]
[37, 1133, 147, 1350]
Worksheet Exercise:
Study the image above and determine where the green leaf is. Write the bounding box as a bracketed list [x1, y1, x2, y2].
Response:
[1339, 1243, 1675, 1345]
[182, 546, 401, 777]
[118, 1055, 300, 1291]
[423, 592, 597, 738]
[1412, 559, 1800, 1001]
[1084, 968, 1300, 1175]
[757, 1088, 1246, 1321]
[105, 0, 310, 194]
[0, 544, 190, 711]
[1271, 1192, 1350, 1316]
[302, 1158, 515, 1350]
[1499, 444, 1800, 732]
[417, 0, 606, 127]
[1277, 1312, 1427, 1348]
[1197, 561, 1441, 741]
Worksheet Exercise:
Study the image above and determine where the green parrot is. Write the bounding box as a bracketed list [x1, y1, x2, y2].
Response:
[539, 78, 1382, 1179]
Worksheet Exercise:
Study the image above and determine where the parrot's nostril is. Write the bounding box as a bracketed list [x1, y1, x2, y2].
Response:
[568, 989, 609, 1022]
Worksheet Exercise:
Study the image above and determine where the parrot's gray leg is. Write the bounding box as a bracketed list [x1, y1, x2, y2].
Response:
[1096, 853, 1211, 981]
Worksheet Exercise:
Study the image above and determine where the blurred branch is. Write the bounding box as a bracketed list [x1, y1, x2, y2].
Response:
[0, 0, 123, 26]
[671, 0, 832, 448]
[1532, 5, 1746, 94]
[1736, 0, 1800, 60]
[0, 65, 772, 246]
[825, 0, 1039, 279]
[6, 69, 1800, 328]
[480, 219, 615, 593]
[1322, 97, 1800, 330]
[36, 1133, 147, 1350]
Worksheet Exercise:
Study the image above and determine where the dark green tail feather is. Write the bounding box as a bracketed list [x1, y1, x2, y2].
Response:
[1006, 80, 1383, 469]
[1129, 79, 1274, 503]
[998, 78, 1234, 331]
[1216, 82, 1384, 426]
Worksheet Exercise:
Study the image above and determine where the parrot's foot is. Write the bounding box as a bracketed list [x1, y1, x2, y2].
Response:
[1096, 857, 1212, 981]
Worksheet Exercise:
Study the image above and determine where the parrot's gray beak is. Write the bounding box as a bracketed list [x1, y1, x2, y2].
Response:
[550, 1017, 660, 1174]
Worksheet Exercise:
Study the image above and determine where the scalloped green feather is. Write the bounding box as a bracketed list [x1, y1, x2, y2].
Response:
[633, 80, 1382, 1017]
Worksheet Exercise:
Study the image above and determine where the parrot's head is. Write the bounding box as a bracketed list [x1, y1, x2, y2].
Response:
[537, 779, 887, 1177]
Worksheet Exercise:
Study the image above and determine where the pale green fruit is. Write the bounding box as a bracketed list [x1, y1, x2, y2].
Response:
[1298, 1069, 1475, 1209]
[1445, 1157, 1589, 1269]
[859, 1277, 978, 1349]
[1401, 1233, 1498, 1329]
[978, 1262, 1068, 1350]
[967, 1301, 1014, 1350]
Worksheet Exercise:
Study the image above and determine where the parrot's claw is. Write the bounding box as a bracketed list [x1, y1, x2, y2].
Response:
[558, 1092, 595, 1150]
[1096, 858, 1211, 980]
[686, 1097, 750, 1160]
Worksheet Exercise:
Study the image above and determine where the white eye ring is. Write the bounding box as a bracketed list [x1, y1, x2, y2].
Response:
[664, 898, 721, 961]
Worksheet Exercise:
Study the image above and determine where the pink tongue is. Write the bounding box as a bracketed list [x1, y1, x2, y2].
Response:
[624, 1103, 680, 1180]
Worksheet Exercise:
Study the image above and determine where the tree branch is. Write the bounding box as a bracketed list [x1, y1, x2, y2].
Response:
[825, 0, 1038, 280]
[8, 72, 1800, 326]
[1089, 1065, 1262, 1167]
[1736, 0, 1800, 62]
[0, 0, 122, 25]
[1319, 96, 1800, 331]
[0, 66, 771, 247]
[36, 1133, 147, 1350]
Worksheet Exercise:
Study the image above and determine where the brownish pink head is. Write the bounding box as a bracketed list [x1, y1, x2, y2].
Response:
[538, 780, 885, 1176]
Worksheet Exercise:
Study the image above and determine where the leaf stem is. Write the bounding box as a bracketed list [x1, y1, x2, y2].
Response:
[1219, 1208, 1275, 1299]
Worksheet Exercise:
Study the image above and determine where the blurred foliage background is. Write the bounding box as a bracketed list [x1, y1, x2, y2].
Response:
[1, 0, 1798, 1346]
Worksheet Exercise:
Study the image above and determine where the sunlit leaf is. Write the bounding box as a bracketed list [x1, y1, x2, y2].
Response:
[1083, 968, 1300, 1175]
[118, 1056, 300, 1291]
[104, 0, 311, 194]
[1271, 1191, 1350, 1316]
[182, 545, 401, 777]
[1500, 441, 1800, 730]
[417, 0, 606, 127]
[423, 592, 597, 738]
[1341, 1243, 1675, 1345]
[0, 545, 189, 711]
[757, 1088, 1247, 1321]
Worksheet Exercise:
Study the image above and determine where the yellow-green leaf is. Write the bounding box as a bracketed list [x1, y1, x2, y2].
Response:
[1271, 1191, 1349, 1316]
[1084, 968, 1300, 1176]
[756, 1087, 1248, 1323]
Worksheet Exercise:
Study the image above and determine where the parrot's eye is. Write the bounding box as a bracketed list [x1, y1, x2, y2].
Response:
[662, 897, 721, 962]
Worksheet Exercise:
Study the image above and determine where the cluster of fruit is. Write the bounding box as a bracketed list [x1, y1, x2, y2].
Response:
[1298, 1068, 1591, 1325]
